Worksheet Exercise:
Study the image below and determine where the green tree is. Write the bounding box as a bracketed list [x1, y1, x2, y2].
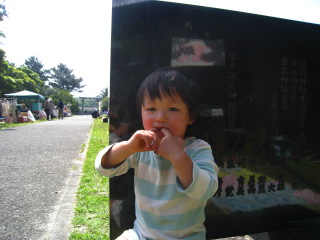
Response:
[19, 66, 44, 90]
[99, 87, 108, 97]
[101, 96, 108, 112]
[0, 49, 44, 96]
[23, 56, 50, 82]
[99, 87, 109, 112]
[1, 49, 19, 95]
[0, 65, 23, 96]
[0, 1, 7, 40]
[7, 66, 42, 92]
[47, 88, 80, 114]
[50, 63, 86, 92]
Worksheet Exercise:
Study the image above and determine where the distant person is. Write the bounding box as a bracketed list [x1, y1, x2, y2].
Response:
[58, 99, 64, 119]
[49, 98, 55, 120]
[43, 97, 51, 121]
[92, 109, 100, 118]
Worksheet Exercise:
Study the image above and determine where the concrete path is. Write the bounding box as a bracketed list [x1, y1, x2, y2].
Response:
[0, 115, 93, 240]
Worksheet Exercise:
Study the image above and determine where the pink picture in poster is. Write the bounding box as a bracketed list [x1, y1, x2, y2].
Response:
[171, 38, 225, 67]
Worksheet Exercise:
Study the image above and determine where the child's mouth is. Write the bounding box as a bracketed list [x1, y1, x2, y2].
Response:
[150, 127, 165, 136]
[155, 127, 163, 132]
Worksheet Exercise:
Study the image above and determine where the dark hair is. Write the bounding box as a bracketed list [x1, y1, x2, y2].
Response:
[136, 67, 200, 122]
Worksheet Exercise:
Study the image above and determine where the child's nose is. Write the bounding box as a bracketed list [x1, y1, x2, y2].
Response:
[156, 110, 167, 122]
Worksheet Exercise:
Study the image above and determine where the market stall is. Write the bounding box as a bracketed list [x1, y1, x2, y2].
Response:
[3, 90, 45, 123]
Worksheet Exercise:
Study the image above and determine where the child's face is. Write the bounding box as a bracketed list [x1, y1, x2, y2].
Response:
[141, 93, 193, 138]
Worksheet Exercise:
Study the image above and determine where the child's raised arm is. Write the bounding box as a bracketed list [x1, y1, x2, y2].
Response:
[101, 130, 159, 168]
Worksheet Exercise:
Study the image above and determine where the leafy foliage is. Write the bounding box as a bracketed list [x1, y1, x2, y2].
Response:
[101, 96, 108, 112]
[0, 1, 7, 41]
[0, 49, 44, 96]
[99, 88, 109, 112]
[23, 56, 50, 82]
[0, 47, 89, 115]
[46, 88, 80, 114]
[99, 87, 108, 98]
[0, 1, 7, 21]
[50, 63, 86, 92]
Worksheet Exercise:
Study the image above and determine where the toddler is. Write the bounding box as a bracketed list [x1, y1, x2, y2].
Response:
[95, 67, 219, 239]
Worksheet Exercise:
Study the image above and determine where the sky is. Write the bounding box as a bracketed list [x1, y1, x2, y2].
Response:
[1, 0, 319, 98]
[1, 0, 112, 98]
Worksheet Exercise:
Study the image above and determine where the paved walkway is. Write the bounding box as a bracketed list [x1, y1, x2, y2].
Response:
[0, 115, 93, 240]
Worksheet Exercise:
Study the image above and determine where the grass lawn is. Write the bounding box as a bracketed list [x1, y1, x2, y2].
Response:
[70, 119, 110, 240]
[0, 120, 40, 129]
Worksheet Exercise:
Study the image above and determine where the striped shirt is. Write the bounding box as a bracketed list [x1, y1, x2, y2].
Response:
[95, 137, 219, 239]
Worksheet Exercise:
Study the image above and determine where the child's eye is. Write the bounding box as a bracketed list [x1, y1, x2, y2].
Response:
[146, 108, 156, 111]
[169, 107, 179, 112]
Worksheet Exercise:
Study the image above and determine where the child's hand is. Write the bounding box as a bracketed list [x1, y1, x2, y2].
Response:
[156, 128, 185, 162]
[127, 130, 158, 152]
[157, 128, 193, 189]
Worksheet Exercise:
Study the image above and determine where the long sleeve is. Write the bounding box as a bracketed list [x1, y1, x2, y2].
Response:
[177, 138, 219, 201]
[95, 144, 136, 177]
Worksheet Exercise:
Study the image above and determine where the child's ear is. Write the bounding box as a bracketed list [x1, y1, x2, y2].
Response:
[188, 117, 195, 125]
